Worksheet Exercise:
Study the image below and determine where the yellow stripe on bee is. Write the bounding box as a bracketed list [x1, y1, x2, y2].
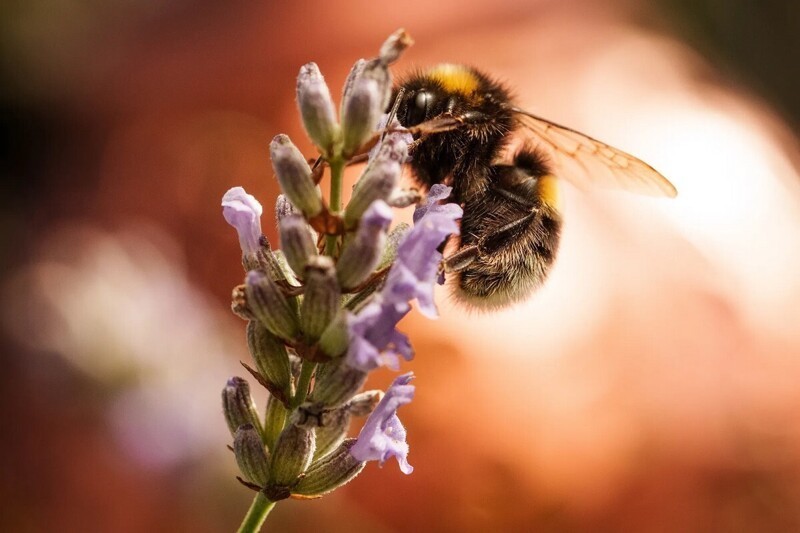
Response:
[535, 175, 561, 211]
[427, 64, 480, 95]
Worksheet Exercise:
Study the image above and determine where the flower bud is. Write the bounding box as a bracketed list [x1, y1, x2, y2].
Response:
[341, 75, 382, 157]
[347, 390, 383, 417]
[242, 247, 284, 280]
[270, 250, 301, 287]
[361, 58, 392, 110]
[275, 193, 306, 224]
[222, 377, 262, 437]
[318, 310, 348, 358]
[246, 320, 292, 398]
[270, 134, 323, 218]
[222, 187, 263, 255]
[379, 222, 410, 269]
[344, 137, 407, 228]
[313, 406, 350, 461]
[300, 256, 340, 342]
[278, 215, 317, 278]
[337, 200, 392, 289]
[378, 28, 414, 65]
[309, 359, 367, 408]
[387, 188, 422, 208]
[296, 63, 340, 156]
[245, 269, 300, 341]
[293, 439, 365, 498]
[341, 59, 366, 104]
[222, 188, 286, 277]
[234, 424, 270, 487]
[269, 422, 316, 487]
[264, 393, 288, 452]
[231, 284, 255, 321]
[342, 222, 410, 312]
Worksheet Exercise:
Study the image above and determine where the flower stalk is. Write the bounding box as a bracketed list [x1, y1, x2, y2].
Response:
[324, 156, 345, 256]
[237, 493, 275, 533]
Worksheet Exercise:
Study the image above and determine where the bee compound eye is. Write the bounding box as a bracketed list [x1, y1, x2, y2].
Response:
[405, 90, 432, 126]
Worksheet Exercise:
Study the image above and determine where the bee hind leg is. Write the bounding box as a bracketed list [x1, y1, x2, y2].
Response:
[446, 158, 562, 307]
[442, 244, 479, 273]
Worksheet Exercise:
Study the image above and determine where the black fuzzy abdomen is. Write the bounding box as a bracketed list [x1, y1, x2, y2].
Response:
[454, 165, 562, 309]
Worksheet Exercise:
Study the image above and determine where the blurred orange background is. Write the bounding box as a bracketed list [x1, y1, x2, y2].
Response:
[2, 1, 800, 531]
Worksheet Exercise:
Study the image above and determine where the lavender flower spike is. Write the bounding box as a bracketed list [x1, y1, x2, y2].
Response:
[222, 186, 263, 255]
[351, 373, 415, 474]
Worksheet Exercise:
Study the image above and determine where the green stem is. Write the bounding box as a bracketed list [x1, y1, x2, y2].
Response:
[237, 492, 275, 533]
[325, 157, 345, 256]
[291, 360, 316, 409]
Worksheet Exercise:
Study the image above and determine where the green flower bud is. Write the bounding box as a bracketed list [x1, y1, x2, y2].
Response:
[341, 75, 382, 157]
[275, 195, 319, 247]
[264, 393, 288, 453]
[318, 310, 348, 358]
[387, 188, 422, 208]
[293, 439, 365, 498]
[234, 424, 270, 487]
[270, 134, 323, 218]
[300, 256, 340, 342]
[271, 250, 301, 287]
[246, 320, 292, 399]
[343, 222, 409, 311]
[309, 359, 367, 408]
[379, 222, 410, 269]
[269, 422, 316, 487]
[231, 284, 255, 321]
[237, 236, 288, 289]
[313, 406, 351, 461]
[278, 215, 317, 279]
[222, 377, 262, 437]
[347, 390, 383, 417]
[296, 63, 340, 156]
[245, 269, 300, 341]
[344, 137, 407, 228]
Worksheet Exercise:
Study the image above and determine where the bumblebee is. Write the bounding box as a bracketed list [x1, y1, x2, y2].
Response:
[393, 64, 677, 309]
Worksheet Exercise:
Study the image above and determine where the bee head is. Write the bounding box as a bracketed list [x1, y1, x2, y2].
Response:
[398, 88, 437, 127]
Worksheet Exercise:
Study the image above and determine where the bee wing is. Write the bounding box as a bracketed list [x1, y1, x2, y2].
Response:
[512, 107, 677, 198]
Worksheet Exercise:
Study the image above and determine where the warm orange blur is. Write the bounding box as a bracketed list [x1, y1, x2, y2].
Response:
[3, 1, 800, 531]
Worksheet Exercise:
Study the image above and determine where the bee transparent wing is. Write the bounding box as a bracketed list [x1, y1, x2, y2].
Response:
[512, 107, 677, 198]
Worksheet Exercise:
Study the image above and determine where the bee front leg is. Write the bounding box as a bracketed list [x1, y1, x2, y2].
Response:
[406, 110, 491, 137]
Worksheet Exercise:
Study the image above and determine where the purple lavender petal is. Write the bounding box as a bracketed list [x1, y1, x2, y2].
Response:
[396, 215, 458, 281]
[346, 296, 412, 372]
[361, 199, 394, 228]
[389, 207, 462, 318]
[412, 184, 460, 223]
[351, 373, 415, 474]
[347, 335, 384, 372]
[222, 187, 263, 254]
[345, 185, 462, 369]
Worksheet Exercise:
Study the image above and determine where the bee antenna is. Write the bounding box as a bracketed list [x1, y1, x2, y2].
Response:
[381, 87, 405, 143]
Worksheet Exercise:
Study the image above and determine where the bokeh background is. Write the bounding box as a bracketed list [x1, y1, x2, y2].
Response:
[2, 1, 800, 531]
